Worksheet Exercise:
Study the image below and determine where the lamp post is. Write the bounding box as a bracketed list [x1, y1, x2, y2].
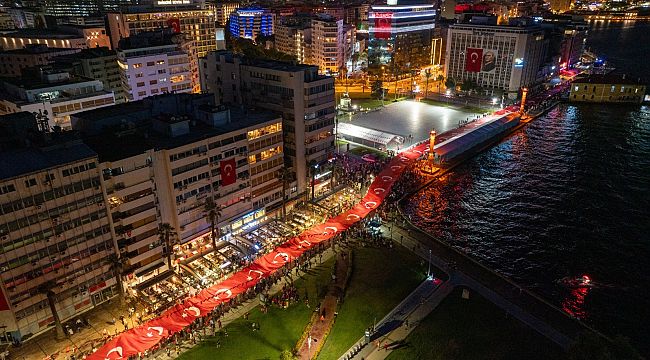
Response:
[311, 163, 319, 201]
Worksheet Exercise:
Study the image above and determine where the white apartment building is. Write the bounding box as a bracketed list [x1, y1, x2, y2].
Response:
[445, 22, 548, 98]
[0, 112, 117, 341]
[275, 14, 351, 75]
[117, 31, 194, 102]
[311, 15, 345, 75]
[275, 20, 311, 64]
[199, 51, 336, 197]
[0, 69, 115, 130]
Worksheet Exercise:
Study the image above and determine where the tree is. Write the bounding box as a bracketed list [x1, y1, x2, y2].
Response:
[371, 80, 384, 99]
[436, 74, 445, 82]
[280, 349, 296, 360]
[37, 280, 65, 340]
[108, 253, 127, 304]
[351, 53, 359, 72]
[158, 223, 177, 270]
[424, 68, 433, 99]
[203, 196, 222, 253]
[445, 77, 456, 92]
[460, 78, 476, 92]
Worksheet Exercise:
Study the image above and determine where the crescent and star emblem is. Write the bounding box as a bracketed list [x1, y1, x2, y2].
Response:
[346, 214, 361, 221]
[272, 252, 290, 264]
[146, 327, 164, 337]
[214, 288, 232, 300]
[364, 201, 378, 209]
[471, 52, 479, 63]
[223, 163, 233, 177]
[247, 270, 264, 281]
[106, 346, 123, 358]
[182, 306, 200, 318]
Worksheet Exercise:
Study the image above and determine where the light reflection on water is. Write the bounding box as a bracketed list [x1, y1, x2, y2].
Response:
[404, 103, 650, 353]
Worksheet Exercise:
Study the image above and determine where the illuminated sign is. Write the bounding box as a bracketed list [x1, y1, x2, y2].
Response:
[156, 0, 190, 5]
[514, 58, 524, 68]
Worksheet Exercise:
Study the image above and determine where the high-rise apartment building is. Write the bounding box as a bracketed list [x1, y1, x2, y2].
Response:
[311, 15, 345, 75]
[368, 0, 437, 75]
[445, 20, 548, 98]
[117, 31, 194, 102]
[72, 93, 285, 248]
[0, 112, 117, 340]
[199, 51, 336, 196]
[42, 0, 140, 17]
[107, 9, 217, 57]
[275, 14, 352, 75]
[215, 2, 240, 25]
[229, 8, 274, 40]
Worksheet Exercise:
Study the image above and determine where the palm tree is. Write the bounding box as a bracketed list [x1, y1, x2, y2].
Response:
[107, 253, 127, 304]
[278, 168, 292, 220]
[351, 53, 359, 72]
[203, 197, 221, 252]
[37, 280, 65, 340]
[424, 69, 433, 99]
[158, 223, 177, 270]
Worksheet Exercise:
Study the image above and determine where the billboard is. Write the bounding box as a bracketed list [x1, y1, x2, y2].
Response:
[373, 12, 393, 40]
[465, 48, 497, 73]
[167, 18, 181, 33]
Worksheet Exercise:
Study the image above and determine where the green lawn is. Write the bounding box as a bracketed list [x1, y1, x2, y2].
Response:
[317, 247, 426, 360]
[386, 287, 566, 360]
[347, 145, 390, 160]
[179, 257, 335, 360]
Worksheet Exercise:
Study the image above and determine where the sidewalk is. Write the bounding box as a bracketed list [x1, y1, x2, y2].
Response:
[296, 251, 350, 359]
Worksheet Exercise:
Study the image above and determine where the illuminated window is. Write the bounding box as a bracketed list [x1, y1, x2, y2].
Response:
[248, 154, 256, 164]
[133, 63, 142, 68]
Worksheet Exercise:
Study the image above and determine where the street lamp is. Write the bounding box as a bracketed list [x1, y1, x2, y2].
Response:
[311, 163, 319, 201]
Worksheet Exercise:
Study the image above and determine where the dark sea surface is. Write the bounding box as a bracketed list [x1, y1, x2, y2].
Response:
[403, 22, 650, 353]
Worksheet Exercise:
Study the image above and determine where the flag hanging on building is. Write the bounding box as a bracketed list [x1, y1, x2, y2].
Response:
[465, 48, 483, 72]
[220, 158, 237, 186]
[167, 18, 181, 33]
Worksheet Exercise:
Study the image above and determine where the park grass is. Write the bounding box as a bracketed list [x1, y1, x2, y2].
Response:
[347, 145, 390, 161]
[385, 287, 566, 360]
[178, 257, 336, 360]
[316, 247, 426, 360]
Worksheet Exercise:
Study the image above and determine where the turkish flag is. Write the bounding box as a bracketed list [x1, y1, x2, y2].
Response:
[167, 18, 181, 33]
[465, 48, 483, 72]
[220, 158, 237, 186]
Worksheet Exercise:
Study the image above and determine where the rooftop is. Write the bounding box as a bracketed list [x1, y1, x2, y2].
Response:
[0, 45, 79, 56]
[0, 113, 97, 180]
[573, 73, 645, 86]
[77, 94, 282, 162]
[0, 29, 82, 39]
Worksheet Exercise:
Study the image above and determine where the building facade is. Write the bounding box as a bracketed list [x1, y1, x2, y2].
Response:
[311, 15, 345, 75]
[0, 27, 110, 51]
[0, 113, 117, 340]
[117, 31, 194, 102]
[215, 2, 240, 25]
[199, 51, 336, 197]
[569, 74, 646, 103]
[229, 8, 274, 40]
[107, 9, 217, 57]
[367, 0, 437, 75]
[445, 22, 547, 98]
[53, 47, 128, 104]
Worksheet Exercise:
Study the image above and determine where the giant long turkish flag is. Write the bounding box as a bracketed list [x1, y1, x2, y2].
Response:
[465, 48, 483, 73]
[86, 143, 430, 360]
[220, 158, 237, 186]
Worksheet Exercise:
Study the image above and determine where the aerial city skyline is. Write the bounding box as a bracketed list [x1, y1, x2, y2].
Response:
[0, 0, 648, 358]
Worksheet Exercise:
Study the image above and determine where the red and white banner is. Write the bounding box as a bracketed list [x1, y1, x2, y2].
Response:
[220, 158, 237, 186]
[87, 143, 428, 360]
[373, 12, 392, 40]
[465, 48, 483, 73]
